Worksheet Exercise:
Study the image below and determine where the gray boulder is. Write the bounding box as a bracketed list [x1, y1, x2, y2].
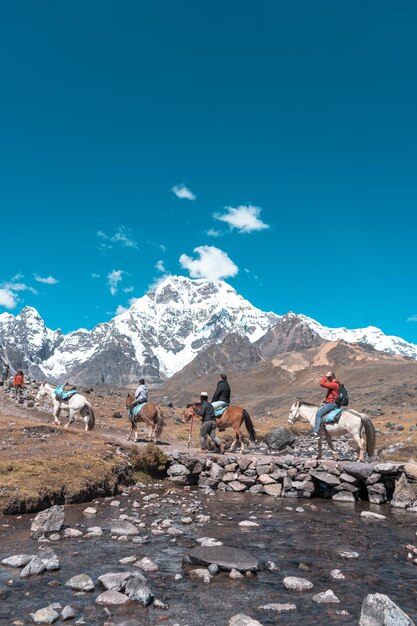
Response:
[187, 545, 258, 572]
[31, 506, 65, 538]
[1, 554, 34, 568]
[33, 607, 59, 624]
[124, 577, 154, 606]
[110, 520, 139, 536]
[391, 474, 416, 509]
[359, 593, 415, 625]
[341, 462, 373, 481]
[229, 615, 264, 626]
[264, 428, 296, 451]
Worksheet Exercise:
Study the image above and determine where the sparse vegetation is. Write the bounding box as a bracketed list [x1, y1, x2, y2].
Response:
[130, 443, 169, 478]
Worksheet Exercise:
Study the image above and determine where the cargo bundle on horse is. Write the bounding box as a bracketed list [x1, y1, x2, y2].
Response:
[182, 403, 256, 453]
[126, 393, 165, 443]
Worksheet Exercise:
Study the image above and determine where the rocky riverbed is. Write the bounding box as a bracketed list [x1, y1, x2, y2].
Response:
[1, 483, 416, 626]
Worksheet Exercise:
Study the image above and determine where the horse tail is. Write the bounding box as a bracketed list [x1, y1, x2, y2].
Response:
[86, 403, 95, 430]
[361, 414, 376, 457]
[243, 409, 256, 442]
[155, 405, 165, 440]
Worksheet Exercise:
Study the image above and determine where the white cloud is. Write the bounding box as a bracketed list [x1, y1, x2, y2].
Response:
[123, 286, 134, 293]
[206, 228, 222, 237]
[407, 315, 417, 322]
[0, 288, 18, 309]
[2, 281, 37, 294]
[34, 274, 59, 285]
[155, 260, 166, 273]
[115, 305, 128, 315]
[172, 184, 196, 201]
[96, 227, 138, 250]
[107, 270, 124, 296]
[214, 205, 269, 233]
[179, 245, 238, 281]
[91, 273, 100, 279]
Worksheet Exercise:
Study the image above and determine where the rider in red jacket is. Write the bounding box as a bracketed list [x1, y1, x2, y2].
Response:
[314, 371, 340, 433]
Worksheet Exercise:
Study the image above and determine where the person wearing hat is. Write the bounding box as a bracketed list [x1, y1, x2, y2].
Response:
[13, 368, 25, 398]
[211, 373, 231, 410]
[314, 371, 341, 433]
[196, 392, 224, 454]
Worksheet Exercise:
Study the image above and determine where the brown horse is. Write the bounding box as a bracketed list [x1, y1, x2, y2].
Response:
[126, 393, 165, 443]
[181, 403, 256, 453]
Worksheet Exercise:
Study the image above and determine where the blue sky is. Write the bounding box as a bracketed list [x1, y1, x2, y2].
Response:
[1, 1, 417, 341]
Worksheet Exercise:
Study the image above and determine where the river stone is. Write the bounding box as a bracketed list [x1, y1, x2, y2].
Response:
[33, 607, 59, 624]
[124, 578, 154, 605]
[38, 547, 60, 571]
[189, 568, 212, 583]
[229, 615, 263, 626]
[238, 476, 256, 487]
[229, 568, 244, 579]
[96, 590, 130, 606]
[208, 563, 219, 575]
[65, 574, 95, 591]
[339, 551, 359, 559]
[366, 473, 382, 486]
[404, 461, 417, 481]
[229, 481, 247, 492]
[332, 491, 355, 502]
[249, 484, 264, 494]
[110, 520, 139, 536]
[239, 520, 260, 529]
[259, 603, 297, 612]
[313, 589, 340, 603]
[310, 470, 340, 486]
[283, 576, 313, 591]
[368, 483, 387, 504]
[64, 528, 84, 538]
[1, 554, 34, 567]
[341, 462, 373, 481]
[187, 545, 259, 572]
[98, 572, 134, 591]
[61, 605, 76, 621]
[330, 569, 345, 580]
[83, 507, 97, 515]
[359, 593, 415, 626]
[20, 556, 45, 578]
[134, 557, 158, 572]
[258, 474, 275, 485]
[265, 427, 296, 451]
[31, 506, 65, 538]
[210, 463, 224, 481]
[167, 463, 190, 476]
[373, 462, 403, 475]
[391, 474, 416, 509]
[361, 511, 386, 520]
[263, 483, 283, 497]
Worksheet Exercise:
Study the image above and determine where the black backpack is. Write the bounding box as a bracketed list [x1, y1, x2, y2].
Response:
[337, 383, 349, 407]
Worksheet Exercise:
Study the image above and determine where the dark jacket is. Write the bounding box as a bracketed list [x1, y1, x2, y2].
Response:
[196, 400, 215, 422]
[212, 380, 231, 403]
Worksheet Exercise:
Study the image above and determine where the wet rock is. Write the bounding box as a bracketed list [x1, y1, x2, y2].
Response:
[83, 507, 97, 515]
[341, 462, 373, 481]
[210, 463, 224, 481]
[187, 545, 259, 572]
[339, 551, 359, 559]
[124, 578, 154, 605]
[189, 568, 212, 583]
[239, 520, 260, 529]
[65, 574, 95, 592]
[391, 474, 416, 509]
[404, 461, 417, 481]
[312, 589, 340, 603]
[61, 606, 76, 621]
[368, 483, 387, 504]
[258, 603, 296, 612]
[258, 474, 275, 485]
[310, 470, 340, 486]
[38, 547, 59, 571]
[361, 511, 386, 520]
[134, 557, 158, 572]
[110, 521, 139, 536]
[20, 556, 45, 578]
[249, 484, 264, 495]
[330, 569, 345, 580]
[84, 526, 103, 538]
[366, 473, 382, 486]
[198, 537, 223, 547]
[229, 481, 247, 492]
[265, 427, 296, 451]
[120, 556, 137, 564]
[229, 568, 244, 579]
[33, 607, 59, 624]
[98, 572, 135, 591]
[228, 615, 263, 626]
[95, 590, 130, 606]
[263, 483, 282, 497]
[332, 491, 355, 503]
[1, 554, 34, 567]
[64, 528, 84, 538]
[167, 463, 190, 477]
[359, 593, 415, 625]
[31, 506, 65, 538]
[283, 576, 313, 591]
[373, 463, 403, 475]
[208, 564, 219, 575]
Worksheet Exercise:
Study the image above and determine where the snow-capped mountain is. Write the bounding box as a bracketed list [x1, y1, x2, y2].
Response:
[1, 276, 417, 386]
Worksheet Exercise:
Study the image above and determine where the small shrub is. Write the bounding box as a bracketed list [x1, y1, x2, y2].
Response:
[130, 444, 168, 478]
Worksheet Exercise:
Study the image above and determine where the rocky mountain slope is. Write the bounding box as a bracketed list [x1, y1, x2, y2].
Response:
[1, 275, 417, 386]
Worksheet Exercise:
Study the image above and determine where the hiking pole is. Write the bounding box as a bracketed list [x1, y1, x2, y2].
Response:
[187, 411, 195, 449]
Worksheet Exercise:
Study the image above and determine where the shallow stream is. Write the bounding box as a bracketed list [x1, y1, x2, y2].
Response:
[1, 486, 416, 626]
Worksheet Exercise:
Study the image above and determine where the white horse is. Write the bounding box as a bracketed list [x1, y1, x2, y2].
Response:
[288, 400, 376, 462]
[35, 382, 95, 431]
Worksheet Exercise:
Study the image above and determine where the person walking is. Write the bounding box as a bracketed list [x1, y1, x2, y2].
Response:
[13, 369, 25, 398]
[314, 371, 340, 434]
[2, 362, 10, 386]
[196, 392, 224, 453]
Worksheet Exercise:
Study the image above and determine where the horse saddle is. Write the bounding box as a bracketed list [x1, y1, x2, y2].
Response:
[324, 408, 343, 424]
[54, 385, 78, 402]
[131, 401, 147, 418]
[212, 401, 229, 417]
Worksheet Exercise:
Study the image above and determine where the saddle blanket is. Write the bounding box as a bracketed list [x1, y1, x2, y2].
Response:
[324, 408, 343, 424]
[131, 402, 147, 417]
[212, 401, 229, 417]
[54, 385, 79, 401]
